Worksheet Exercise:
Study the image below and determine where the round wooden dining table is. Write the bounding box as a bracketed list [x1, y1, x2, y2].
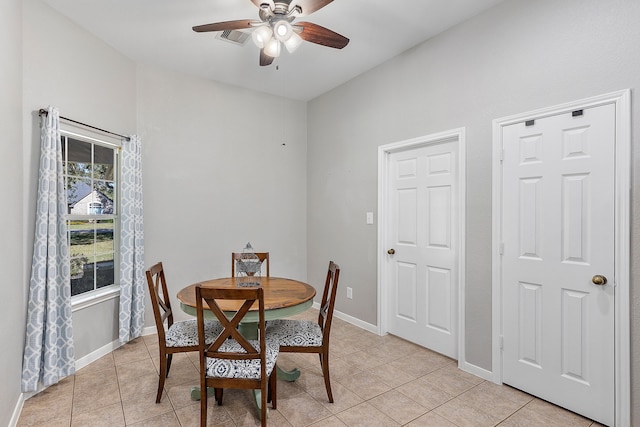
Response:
[177, 276, 316, 328]
[176, 276, 316, 401]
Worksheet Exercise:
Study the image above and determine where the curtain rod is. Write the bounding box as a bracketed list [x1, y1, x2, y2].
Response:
[38, 108, 131, 141]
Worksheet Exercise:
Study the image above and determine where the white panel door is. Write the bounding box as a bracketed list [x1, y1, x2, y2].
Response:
[501, 104, 615, 425]
[386, 141, 458, 358]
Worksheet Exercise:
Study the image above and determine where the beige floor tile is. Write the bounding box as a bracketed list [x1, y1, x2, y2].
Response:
[73, 380, 121, 414]
[520, 399, 593, 426]
[396, 377, 454, 410]
[434, 396, 503, 427]
[472, 381, 533, 407]
[366, 362, 416, 387]
[113, 338, 151, 365]
[70, 401, 125, 427]
[74, 366, 117, 392]
[116, 358, 159, 383]
[455, 383, 527, 420]
[337, 371, 393, 400]
[18, 385, 73, 427]
[118, 370, 161, 402]
[17, 414, 72, 427]
[121, 391, 174, 425]
[174, 400, 235, 427]
[308, 415, 348, 426]
[306, 381, 363, 413]
[277, 391, 334, 426]
[276, 376, 307, 399]
[316, 357, 363, 382]
[389, 351, 453, 377]
[368, 389, 430, 425]
[405, 411, 458, 426]
[17, 311, 599, 427]
[420, 365, 479, 396]
[335, 402, 400, 427]
[75, 353, 115, 375]
[166, 381, 200, 409]
[126, 410, 181, 427]
[341, 350, 385, 371]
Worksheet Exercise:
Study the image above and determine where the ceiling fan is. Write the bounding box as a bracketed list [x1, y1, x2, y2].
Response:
[193, 0, 349, 66]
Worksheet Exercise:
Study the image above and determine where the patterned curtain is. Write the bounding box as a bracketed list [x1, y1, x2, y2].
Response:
[119, 135, 145, 342]
[22, 106, 75, 392]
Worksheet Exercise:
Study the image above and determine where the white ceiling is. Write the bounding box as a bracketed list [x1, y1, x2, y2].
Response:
[41, 0, 504, 101]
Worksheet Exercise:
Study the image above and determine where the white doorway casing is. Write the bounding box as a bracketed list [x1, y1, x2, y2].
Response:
[378, 128, 466, 364]
[492, 90, 631, 426]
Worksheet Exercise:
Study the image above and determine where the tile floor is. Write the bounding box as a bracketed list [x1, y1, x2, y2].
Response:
[18, 309, 603, 426]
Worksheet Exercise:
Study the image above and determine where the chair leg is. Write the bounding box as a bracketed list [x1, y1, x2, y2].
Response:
[269, 369, 277, 409]
[166, 353, 173, 377]
[200, 380, 207, 427]
[215, 388, 223, 406]
[320, 350, 333, 403]
[156, 351, 167, 403]
[261, 383, 268, 427]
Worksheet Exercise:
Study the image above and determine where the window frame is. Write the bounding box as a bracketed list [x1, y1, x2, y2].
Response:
[60, 127, 122, 310]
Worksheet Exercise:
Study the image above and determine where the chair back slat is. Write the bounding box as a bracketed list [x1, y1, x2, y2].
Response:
[318, 261, 340, 338]
[146, 262, 174, 341]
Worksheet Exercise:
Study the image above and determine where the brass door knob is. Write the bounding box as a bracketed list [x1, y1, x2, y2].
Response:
[387, 249, 395, 255]
[592, 275, 607, 286]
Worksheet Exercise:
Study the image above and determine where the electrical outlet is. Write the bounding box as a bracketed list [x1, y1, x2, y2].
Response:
[346, 287, 353, 299]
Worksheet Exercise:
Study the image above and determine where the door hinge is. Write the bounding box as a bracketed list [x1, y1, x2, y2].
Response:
[500, 335, 504, 350]
[499, 148, 504, 163]
[499, 242, 504, 255]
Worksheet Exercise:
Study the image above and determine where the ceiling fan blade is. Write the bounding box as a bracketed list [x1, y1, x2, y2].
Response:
[297, 22, 349, 49]
[260, 49, 275, 66]
[192, 19, 256, 33]
[290, 0, 334, 16]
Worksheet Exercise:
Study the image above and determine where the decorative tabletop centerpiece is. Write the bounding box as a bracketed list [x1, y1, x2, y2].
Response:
[235, 242, 262, 287]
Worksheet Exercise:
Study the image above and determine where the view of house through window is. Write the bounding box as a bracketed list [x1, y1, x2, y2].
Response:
[62, 134, 119, 297]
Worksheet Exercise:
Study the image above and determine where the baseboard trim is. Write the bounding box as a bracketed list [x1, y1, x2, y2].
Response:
[312, 302, 378, 335]
[458, 359, 494, 382]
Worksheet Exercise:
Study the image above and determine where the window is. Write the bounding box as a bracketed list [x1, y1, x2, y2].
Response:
[62, 133, 120, 299]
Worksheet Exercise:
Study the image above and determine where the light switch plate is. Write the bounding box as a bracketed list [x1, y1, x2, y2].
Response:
[366, 212, 374, 224]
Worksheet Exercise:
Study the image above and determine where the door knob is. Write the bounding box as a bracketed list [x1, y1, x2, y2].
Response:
[592, 275, 607, 286]
[387, 249, 395, 255]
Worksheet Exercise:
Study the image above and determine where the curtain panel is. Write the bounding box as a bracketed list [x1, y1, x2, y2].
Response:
[22, 106, 75, 392]
[119, 135, 145, 342]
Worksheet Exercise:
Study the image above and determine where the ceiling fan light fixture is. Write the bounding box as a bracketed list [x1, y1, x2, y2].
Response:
[273, 20, 293, 41]
[251, 25, 273, 48]
[284, 31, 303, 53]
[264, 37, 281, 57]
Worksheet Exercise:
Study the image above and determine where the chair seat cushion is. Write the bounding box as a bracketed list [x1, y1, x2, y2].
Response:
[165, 320, 222, 348]
[205, 338, 279, 380]
[266, 319, 323, 347]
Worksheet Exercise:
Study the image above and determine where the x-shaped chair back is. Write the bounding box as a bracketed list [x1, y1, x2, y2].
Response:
[198, 286, 265, 361]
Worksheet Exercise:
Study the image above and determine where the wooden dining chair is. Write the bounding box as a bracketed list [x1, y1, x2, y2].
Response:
[145, 262, 223, 403]
[231, 251, 270, 277]
[196, 285, 278, 427]
[266, 261, 340, 402]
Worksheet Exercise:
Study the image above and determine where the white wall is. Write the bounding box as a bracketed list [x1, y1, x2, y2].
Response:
[22, 0, 137, 359]
[307, 0, 640, 415]
[136, 64, 308, 324]
[0, 0, 24, 424]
